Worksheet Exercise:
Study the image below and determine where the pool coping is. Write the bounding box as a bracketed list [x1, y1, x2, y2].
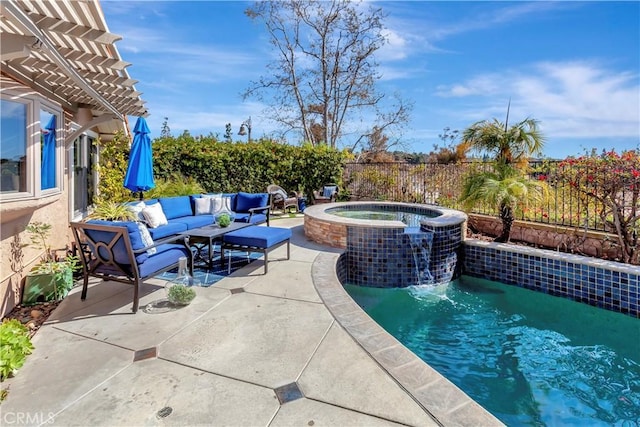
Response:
[307, 201, 468, 229]
[311, 251, 505, 427]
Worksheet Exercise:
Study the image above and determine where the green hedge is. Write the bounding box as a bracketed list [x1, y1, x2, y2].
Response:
[152, 136, 349, 199]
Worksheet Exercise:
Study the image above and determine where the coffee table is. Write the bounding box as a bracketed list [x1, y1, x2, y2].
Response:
[179, 222, 253, 269]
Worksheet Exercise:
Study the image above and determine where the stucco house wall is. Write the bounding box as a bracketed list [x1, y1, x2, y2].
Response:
[1, 0, 146, 317]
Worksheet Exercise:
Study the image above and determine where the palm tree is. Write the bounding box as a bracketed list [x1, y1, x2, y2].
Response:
[460, 109, 547, 242]
[462, 117, 545, 168]
[460, 165, 548, 242]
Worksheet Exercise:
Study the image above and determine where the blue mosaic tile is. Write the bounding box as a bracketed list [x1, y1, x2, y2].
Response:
[463, 242, 640, 319]
[341, 211, 464, 288]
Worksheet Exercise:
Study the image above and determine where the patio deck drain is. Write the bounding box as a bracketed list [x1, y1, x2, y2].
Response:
[230, 288, 245, 294]
[274, 382, 304, 404]
[156, 406, 172, 418]
[133, 347, 157, 362]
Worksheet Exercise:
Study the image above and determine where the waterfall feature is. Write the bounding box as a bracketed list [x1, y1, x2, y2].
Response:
[405, 228, 435, 286]
[326, 202, 467, 288]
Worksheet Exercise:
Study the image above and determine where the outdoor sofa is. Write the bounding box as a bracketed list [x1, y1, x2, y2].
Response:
[126, 192, 271, 240]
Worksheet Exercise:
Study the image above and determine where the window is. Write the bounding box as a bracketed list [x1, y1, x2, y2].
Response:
[0, 99, 27, 193]
[0, 90, 62, 199]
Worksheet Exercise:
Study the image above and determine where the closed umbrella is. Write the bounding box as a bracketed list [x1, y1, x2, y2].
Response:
[124, 117, 155, 200]
[41, 115, 56, 189]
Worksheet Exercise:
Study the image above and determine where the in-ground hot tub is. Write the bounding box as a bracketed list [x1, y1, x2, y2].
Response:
[304, 201, 468, 287]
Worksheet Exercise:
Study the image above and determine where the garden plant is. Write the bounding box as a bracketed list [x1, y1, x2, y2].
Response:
[554, 149, 639, 264]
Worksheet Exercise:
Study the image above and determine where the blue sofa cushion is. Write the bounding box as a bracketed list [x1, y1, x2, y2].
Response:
[234, 212, 267, 225]
[168, 215, 213, 230]
[85, 220, 148, 264]
[236, 192, 269, 213]
[223, 226, 291, 248]
[147, 222, 187, 240]
[159, 196, 193, 219]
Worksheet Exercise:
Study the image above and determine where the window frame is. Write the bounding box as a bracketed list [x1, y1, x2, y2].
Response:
[0, 89, 64, 201]
[68, 128, 99, 221]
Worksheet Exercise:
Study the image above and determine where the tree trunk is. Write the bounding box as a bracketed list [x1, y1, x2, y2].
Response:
[496, 203, 514, 243]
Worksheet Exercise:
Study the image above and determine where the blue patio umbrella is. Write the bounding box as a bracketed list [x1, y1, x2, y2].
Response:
[41, 115, 56, 190]
[124, 117, 155, 199]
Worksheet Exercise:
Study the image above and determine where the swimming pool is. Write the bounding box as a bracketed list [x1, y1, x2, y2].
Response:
[344, 276, 640, 426]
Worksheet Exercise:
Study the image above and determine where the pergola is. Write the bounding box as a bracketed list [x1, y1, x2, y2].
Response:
[0, 0, 146, 140]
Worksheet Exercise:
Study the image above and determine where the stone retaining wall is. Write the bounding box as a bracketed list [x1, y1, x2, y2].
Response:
[468, 214, 625, 262]
[303, 215, 347, 248]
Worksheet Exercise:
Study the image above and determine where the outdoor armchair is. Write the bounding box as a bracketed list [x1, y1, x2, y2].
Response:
[70, 220, 193, 313]
[267, 184, 298, 213]
[313, 184, 339, 204]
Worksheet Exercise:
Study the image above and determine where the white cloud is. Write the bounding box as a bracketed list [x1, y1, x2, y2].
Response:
[435, 62, 640, 140]
[378, 28, 408, 61]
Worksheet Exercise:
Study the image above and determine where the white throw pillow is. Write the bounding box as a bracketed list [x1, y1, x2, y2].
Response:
[194, 197, 212, 215]
[136, 222, 157, 255]
[128, 201, 147, 222]
[211, 196, 225, 213]
[141, 203, 168, 228]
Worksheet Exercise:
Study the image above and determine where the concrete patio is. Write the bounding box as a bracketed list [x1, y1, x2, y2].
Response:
[1, 217, 500, 426]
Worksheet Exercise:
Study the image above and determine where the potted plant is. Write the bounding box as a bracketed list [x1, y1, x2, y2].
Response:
[22, 222, 80, 305]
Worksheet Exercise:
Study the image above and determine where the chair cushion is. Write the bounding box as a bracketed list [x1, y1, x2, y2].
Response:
[142, 203, 168, 228]
[323, 186, 337, 198]
[159, 196, 193, 219]
[236, 192, 269, 213]
[223, 226, 291, 248]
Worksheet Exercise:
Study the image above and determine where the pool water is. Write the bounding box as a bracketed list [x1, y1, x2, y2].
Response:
[329, 208, 437, 227]
[344, 276, 640, 426]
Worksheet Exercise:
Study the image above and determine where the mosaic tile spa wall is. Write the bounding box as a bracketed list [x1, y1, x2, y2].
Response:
[340, 222, 465, 287]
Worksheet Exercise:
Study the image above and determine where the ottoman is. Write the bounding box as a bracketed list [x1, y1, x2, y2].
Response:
[221, 226, 292, 274]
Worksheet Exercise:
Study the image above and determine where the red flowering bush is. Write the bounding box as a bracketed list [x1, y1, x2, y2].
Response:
[556, 150, 639, 264]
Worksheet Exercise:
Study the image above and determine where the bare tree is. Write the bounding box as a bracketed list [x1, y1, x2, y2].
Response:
[244, 0, 412, 148]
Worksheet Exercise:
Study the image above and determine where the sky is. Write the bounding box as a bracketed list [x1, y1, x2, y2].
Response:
[102, 1, 640, 159]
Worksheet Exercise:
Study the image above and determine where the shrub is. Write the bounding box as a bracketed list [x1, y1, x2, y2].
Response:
[0, 319, 34, 381]
[88, 201, 137, 221]
[152, 136, 348, 198]
[146, 174, 205, 198]
[94, 131, 131, 203]
[555, 149, 639, 264]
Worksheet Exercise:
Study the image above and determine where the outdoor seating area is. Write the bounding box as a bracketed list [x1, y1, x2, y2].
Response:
[69, 191, 278, 312]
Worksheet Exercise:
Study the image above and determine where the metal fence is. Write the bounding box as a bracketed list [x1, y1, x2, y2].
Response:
[343, 161, 635, 233]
